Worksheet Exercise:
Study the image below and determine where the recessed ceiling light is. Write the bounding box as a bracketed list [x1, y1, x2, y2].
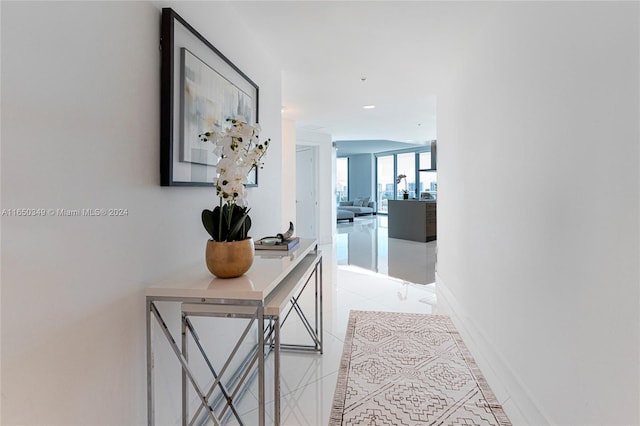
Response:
[362, 105, 376, 109]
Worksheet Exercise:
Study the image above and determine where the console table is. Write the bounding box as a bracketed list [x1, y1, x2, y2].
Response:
[145, 238, 322, 426]
[388, 200, 437, 242]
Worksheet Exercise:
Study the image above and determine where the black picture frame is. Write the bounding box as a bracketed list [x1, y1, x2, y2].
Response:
[160, 8, 260, 186]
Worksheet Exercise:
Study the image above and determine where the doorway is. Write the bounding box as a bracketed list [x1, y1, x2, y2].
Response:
[296, 146, 318, 238]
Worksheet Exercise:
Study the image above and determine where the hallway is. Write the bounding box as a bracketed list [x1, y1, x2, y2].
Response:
[226, 216, 440, 425]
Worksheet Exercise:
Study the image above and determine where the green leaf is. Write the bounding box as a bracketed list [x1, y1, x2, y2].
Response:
[202, 209, 218, 240]
[243, 215, 252, 238]
[227, 206, 251, 241]
[203, 204, 252, 242]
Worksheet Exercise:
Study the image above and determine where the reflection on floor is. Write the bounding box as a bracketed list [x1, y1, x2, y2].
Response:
[337, 215, 437, 285]
[227, 215, 440, 425]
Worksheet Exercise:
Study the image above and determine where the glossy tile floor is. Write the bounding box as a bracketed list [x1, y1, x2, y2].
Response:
[228, 215, 440, 425]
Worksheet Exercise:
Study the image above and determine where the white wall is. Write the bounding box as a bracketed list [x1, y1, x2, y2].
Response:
[1, 1, 283, 424]
[282, 119, 297, 230]
[296, 130, 335, 245]
[437, 2, 639, 424]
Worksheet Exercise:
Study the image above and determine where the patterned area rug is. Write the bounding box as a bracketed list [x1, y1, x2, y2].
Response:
[330, 311, 511, 426]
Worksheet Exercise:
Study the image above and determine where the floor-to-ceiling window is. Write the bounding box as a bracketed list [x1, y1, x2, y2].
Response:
[418, 152, 437, 199]
[336, 157, 349, 202]
[396, 152, 416, 199]
[376, 155, 394, 214]
[376, 147, 437, 212]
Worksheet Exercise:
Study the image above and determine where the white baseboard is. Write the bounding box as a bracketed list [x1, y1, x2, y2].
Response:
[435, 272, 550, 426]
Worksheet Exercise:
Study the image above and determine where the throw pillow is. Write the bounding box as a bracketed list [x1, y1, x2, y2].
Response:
[353, 198, 364, 207]
[362, 197, 370, 206]
[340, 201, 354, 206]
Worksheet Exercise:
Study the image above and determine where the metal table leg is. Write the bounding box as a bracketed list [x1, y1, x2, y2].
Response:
[274, 315, 281, 425]
[146, 298, 154, 426]
[258, 306, 265, 426]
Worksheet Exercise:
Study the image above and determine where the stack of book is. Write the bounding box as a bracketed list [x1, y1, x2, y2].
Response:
[255, 236, 300, 251]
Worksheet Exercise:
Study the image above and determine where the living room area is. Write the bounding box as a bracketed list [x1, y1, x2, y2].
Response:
[335, 140, 437, 219]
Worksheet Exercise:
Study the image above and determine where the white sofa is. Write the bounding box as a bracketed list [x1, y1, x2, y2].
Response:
[337, 209, 355, 222]
[338, 198, 376, 216]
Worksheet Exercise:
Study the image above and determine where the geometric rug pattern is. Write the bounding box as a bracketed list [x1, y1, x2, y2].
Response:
[330, 311, 512, 426]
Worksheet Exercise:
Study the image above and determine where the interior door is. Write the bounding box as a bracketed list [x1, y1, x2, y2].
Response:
[296, 147, 317, 238]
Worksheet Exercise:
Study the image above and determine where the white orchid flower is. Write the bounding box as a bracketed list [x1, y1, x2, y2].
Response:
[200, 117, 270, 238]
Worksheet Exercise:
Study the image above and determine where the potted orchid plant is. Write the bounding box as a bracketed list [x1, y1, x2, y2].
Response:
[199, 117, 270, 277]
[397, 174, 409, 199]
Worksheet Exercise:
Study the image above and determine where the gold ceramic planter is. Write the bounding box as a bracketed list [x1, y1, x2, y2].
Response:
[205, 238, 254, 278]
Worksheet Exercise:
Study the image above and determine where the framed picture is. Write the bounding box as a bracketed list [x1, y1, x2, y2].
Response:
[160, 8, 259, 186]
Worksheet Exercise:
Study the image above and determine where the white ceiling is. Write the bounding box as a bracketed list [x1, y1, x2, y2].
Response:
[228, 1, 491, 143]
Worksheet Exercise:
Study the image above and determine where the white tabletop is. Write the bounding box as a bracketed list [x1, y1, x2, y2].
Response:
[145, 238, 318, 302]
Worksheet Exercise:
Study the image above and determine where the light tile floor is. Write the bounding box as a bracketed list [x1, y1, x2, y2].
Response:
[228, 215, 442, 425]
